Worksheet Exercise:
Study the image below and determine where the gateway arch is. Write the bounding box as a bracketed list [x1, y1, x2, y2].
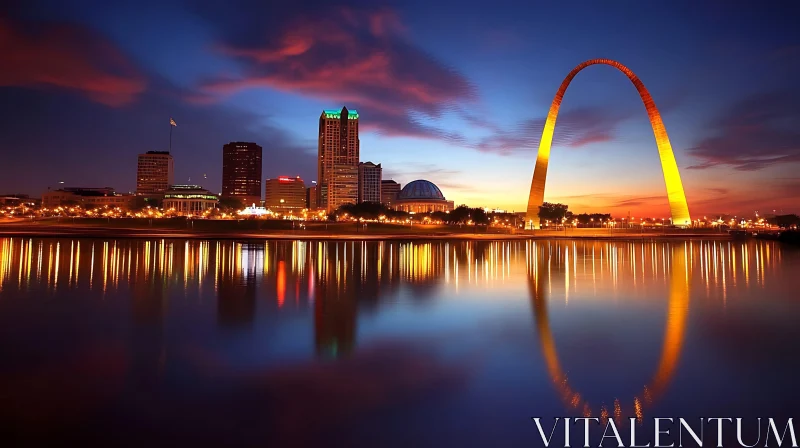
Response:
[525, 59, 691, 229]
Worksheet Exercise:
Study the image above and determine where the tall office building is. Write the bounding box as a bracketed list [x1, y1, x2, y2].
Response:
[222, 142, 262, 206]
[318, 107, 359, 212]
[136, 151, 174, 197]
[306, 185, 318, 210]
[264, 176, 306, 210]
[358, 162, 382, 203]
[381, 180, 401, 207]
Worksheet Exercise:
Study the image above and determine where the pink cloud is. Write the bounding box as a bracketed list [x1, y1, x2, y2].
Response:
[0, 19, 147, 106]
[202, 6, 476, 138]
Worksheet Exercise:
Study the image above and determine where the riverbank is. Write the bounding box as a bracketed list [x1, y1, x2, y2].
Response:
[0, 219, 733, 241]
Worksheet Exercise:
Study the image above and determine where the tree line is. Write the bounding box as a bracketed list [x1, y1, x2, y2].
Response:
[332, 202, 490, 225]
[537, 202, 612, 224]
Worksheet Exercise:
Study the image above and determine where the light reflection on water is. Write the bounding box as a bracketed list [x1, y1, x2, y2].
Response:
[0, 238, 798, 445]
[0, 238, 784, 297]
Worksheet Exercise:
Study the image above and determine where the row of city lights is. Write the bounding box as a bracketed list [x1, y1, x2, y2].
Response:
[0, 203, 786, 230]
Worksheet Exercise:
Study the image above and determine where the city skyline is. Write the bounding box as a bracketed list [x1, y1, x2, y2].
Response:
[1, 1, 799, 218]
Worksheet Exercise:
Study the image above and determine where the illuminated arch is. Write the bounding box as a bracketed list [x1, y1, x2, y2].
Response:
[525, 59, 691, 229]
[528, 242, 690, 420]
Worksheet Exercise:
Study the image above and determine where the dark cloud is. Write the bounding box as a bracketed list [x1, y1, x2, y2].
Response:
[613, 196, 664, 208]
[470, 107, 631, 155]
[199, 2, 477, 141]
[192, 1, 698, 156]
[686, 90, 800, 171]
[0, 17, 146, 106]
[706, 187, 730, 196]
[362, 108, 466, 144]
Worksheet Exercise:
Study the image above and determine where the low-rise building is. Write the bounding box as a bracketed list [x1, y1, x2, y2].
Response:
[381, 180, 401, 207]
[162, 185, 218, 216]
[42, 187, 134, 209]
[265, 176, 306, 210]
[0, 194, 37, 206]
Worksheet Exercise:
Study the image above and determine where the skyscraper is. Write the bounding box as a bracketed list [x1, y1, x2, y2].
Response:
[358, 162, 382, 203]
[136, 151, 174, 198]
[264, 176, 306, 210]
[381, 180, 401, 207]
[318, 107, 359, 212]
[222, 142, 262, 206]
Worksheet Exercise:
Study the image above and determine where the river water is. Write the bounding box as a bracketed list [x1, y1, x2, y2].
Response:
[0, 238, 798, 446]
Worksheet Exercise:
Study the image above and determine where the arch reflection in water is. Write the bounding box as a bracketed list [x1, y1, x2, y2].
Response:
[1, 236, 798, 447]
[528, 241, 690, 423]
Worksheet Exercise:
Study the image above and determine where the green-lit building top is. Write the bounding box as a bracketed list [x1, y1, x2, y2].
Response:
[322, 108, 359, 119]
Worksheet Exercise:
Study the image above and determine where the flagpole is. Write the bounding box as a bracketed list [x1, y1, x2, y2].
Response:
[169, 122, 173, 153]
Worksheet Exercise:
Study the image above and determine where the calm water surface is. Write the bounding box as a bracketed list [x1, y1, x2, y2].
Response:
[1, 238, 799, 446]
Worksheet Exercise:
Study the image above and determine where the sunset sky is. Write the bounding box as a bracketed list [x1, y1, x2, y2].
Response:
[1, 0, 798, 217]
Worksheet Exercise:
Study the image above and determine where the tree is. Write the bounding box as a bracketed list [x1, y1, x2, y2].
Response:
[330, 202, 409, 221]
[130, 196, 161, 211]
[443, 206, 488, 225]
[471, 208, 489, 225]
[538, 202, 571, 223]
[770, 214, 800, 229]
[430, 211, 449, 222]
[446, 206, 471, 224]
[218, 197, 244, 211]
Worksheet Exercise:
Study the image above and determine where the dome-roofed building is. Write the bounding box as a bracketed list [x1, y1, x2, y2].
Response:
[392, 180, 455, 213]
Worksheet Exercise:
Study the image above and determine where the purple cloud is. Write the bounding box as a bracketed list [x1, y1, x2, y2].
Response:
[687, 90, 800, 171]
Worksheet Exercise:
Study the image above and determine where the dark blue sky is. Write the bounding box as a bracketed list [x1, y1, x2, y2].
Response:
[1, 0, 798, 216]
